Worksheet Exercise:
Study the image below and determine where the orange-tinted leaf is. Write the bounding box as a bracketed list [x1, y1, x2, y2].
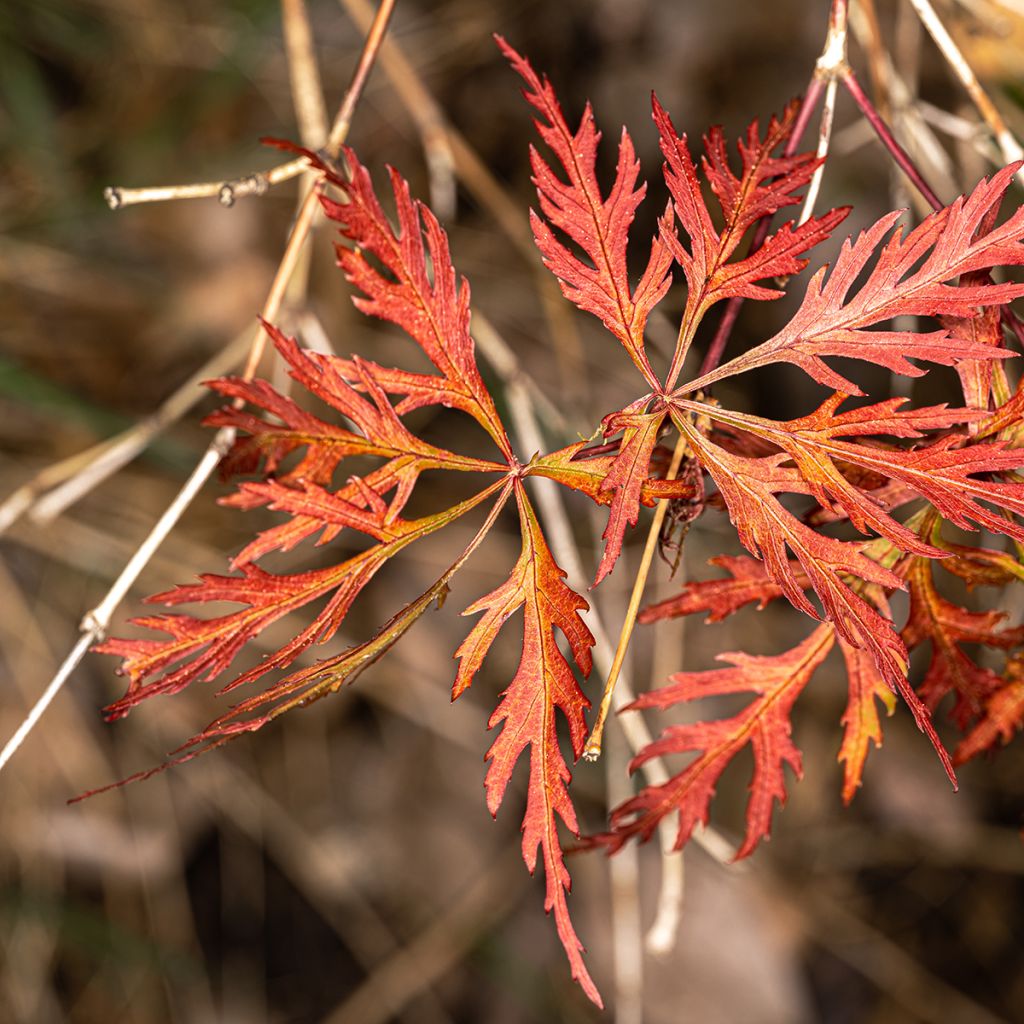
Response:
[683, 163, 1024, 395]
[78, 487, 514, 799]
[902, 545, 1022, 729]
[678, 393, 1024, 550]
[453, 479, 600, 1005]
[837, 637, 896, 804]
[524, 437, 697, 508]
[208, 326, 507, 565]
[600, 624, 834, 858]
[499, 36, 672, 390]
[933, 535, 1024, 589]
[592, 407, 667, 584]
[672, 414, 955, 781]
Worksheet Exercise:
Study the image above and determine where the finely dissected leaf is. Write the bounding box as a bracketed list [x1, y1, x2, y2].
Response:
[672, 414, 902, 647]
[638, 561, 897, 803]
[453, 479, 600, 1005]
[208, 326, 507, 565]
[638, 554, 809, 624]
[79, 486, 513, 796]
[100, 479, 509, 719]
[671, 412, 955, 780]
[93, 42, 1024, 1004]
[592, 406, 668, 583]
[499, 36, 672, 390]
[675, 394, 1024, 549]
[310, 145, 514, 457]
[653, 97, 848, 384]
[837, 637, 895, 804]
[100, 152, 522, 725]
[941, 203, 1007, 416]
[600, 624, 835, 858]
[681, 163, 1024, 395]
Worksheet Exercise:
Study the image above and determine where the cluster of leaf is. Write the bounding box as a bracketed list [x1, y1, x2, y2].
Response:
[97, 39, 1024, 1006]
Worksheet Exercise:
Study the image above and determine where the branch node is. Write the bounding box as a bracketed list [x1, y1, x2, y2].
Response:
[104, 186, 123, 210]
[79, 611, 105, 641]
[816, 10, 850, 81]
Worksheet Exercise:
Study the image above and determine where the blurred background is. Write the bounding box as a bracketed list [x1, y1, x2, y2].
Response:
[2, 0, 1024, 1021]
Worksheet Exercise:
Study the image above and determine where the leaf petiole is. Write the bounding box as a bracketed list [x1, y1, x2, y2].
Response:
[583, 431, 690, 761]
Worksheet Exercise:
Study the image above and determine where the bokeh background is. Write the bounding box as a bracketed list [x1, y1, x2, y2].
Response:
[2, 1, 1024, 1021]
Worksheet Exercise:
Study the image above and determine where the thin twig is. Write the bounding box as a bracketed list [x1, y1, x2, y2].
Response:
[102, 0, 391, 213]
[583, 432, 689, 762]
[337, 0, 457, 219]
[848, 1, 961, 209]
[0, 634, 93, 774]
[907, 0, 1024, 177]
[799, 0, 846, 226]
[857, 0, 893, 121]
[799, 76, 840, 225]
[104, 161, 303, 211]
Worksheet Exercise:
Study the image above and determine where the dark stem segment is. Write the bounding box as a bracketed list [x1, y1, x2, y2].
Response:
[841, 66, 943, 212]
[696, 75, 826, 381]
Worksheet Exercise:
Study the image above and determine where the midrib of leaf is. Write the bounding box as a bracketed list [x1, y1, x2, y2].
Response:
[677, 211, 1024, 395]
[548, 112, 653, 389]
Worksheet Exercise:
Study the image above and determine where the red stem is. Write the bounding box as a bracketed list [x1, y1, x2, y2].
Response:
[841, 66, 943, 212]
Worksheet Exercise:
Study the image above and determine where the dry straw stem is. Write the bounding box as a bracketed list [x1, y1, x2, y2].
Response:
[282, 0, 330, 146]
[800, 0, 848, 226]
[337, 0, 456, 219]
[856, 0, 892, 120]
[0, 0, 397, 777]
[907, 0, 1024, 176]
[848, 2, 962, 204]
[0, 328, 253, 535]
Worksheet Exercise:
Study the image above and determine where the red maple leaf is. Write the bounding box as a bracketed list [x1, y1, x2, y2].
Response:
[92, 39, 1024, 1006]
